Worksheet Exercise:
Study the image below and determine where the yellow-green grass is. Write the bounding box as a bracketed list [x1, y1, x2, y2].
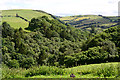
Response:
[100, 23, 117, 27]
[2, 17, 29, 29]
[60, 16, 75, 21]
[31, 62, 118, 78]
[60, 16, 89, 21]
[1, 9, 54, 32]
[30, 74, 99, 78]
[2, 9, 53, 21]
[65, 62, 118, 72]
[30, 74, 116, 78]
[60, 15, 102, 22]
[81, 15, 102, 20]
[2, 62, 119, 78]
[74, 17, 89, 21]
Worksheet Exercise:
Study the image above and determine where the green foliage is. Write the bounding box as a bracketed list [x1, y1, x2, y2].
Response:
[94, 64, 117, 77]
[25, 66, 65, 77]
[2, 63, 27, 78]
[64, 55, 76, 67]
[59, 15, 118, 31]
[8, 59, 19, 68]
[21, 57, 35, 69]
[2, 16, 120, 69]
[2, 9, 53, 30]
[2, 22, 14, 38]
[2, 62, 118, 78]
[90, 25, 96, 34]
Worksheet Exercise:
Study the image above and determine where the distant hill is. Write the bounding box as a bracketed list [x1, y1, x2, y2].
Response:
[2, 9, 118, 32]
[1, 9, 55, 30]
[59, 15, 118, 31]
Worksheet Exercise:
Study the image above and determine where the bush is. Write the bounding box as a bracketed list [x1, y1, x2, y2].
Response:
[25, 66, 65, 77]
[21, 57, 35, 69]
[2, 64, 27, 78]
[94, 64, 117, 77]
[8, 59, 19, 68]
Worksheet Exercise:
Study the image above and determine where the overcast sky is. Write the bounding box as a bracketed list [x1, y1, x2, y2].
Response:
[0, 0, 119, 16]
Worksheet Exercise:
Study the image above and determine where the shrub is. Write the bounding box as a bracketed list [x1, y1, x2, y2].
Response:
[94, 64, 116, 77]
[21, 57, 35, 69]
[2, 64, 27, 78]
[8, 59, 19, 68]
[25, 66, 65, 77]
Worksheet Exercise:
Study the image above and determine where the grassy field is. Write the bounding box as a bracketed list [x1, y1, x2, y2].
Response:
[1, 9, 53, 31]
[2, 9, 53, 21]
[2, 62, 119, 79]
[2, 9, 118, 31]
[59, 15, 102, 22]
[2, 17, 29, 29]
[59, 15, 118, 31]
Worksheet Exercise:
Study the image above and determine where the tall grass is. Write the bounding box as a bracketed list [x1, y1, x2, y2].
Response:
[94, 64, 117, 77]
[65, 62, 119, 78]
[2, 62, 119, 78]
[2, 64, 27, 78]
[25, 66, 65, 77]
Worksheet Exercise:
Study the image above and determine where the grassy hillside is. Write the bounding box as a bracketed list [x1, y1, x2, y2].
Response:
[2, 9, 53, 30]
[2, 17, 29, 29]
[59, 15, 118, 31]
[2, 9, 118, 31]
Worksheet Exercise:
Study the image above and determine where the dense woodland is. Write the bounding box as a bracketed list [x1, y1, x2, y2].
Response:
[2, 16, 120, 69]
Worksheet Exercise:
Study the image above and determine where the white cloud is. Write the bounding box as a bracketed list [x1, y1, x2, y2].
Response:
[0, 0, 119, 16]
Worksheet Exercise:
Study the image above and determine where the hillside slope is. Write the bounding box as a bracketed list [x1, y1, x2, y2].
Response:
[2, 9, 118, 31]
[59, 15, 118, 31]
[1, 9, 54, 30]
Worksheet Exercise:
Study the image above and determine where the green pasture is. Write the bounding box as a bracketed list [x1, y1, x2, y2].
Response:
[100, 23, 117, 27]
[2, 9, 53, 21]
[1, 9, 53, 31]
[59, 14, 118, 30]
[2, 17, 29, 29]
[2, 62, 120, 79]
[59, 15, 102, 22]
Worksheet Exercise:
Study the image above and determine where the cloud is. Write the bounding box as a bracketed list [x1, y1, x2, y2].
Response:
[0, 0, 119, 16]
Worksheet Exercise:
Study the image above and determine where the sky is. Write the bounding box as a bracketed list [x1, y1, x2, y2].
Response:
[0, 0, 119, 16]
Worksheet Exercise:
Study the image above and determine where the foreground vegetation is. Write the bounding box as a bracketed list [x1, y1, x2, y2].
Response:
[2, 62, 120, 78]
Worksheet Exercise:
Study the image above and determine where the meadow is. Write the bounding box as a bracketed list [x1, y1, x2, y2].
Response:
[2, 17, 29, 29]
[1, 9, 53, 31]
[59, 15, 102, 22]
[59, 15, 118, 31]
[2, 9, 53, 21]
[2, 62, 120, 79]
